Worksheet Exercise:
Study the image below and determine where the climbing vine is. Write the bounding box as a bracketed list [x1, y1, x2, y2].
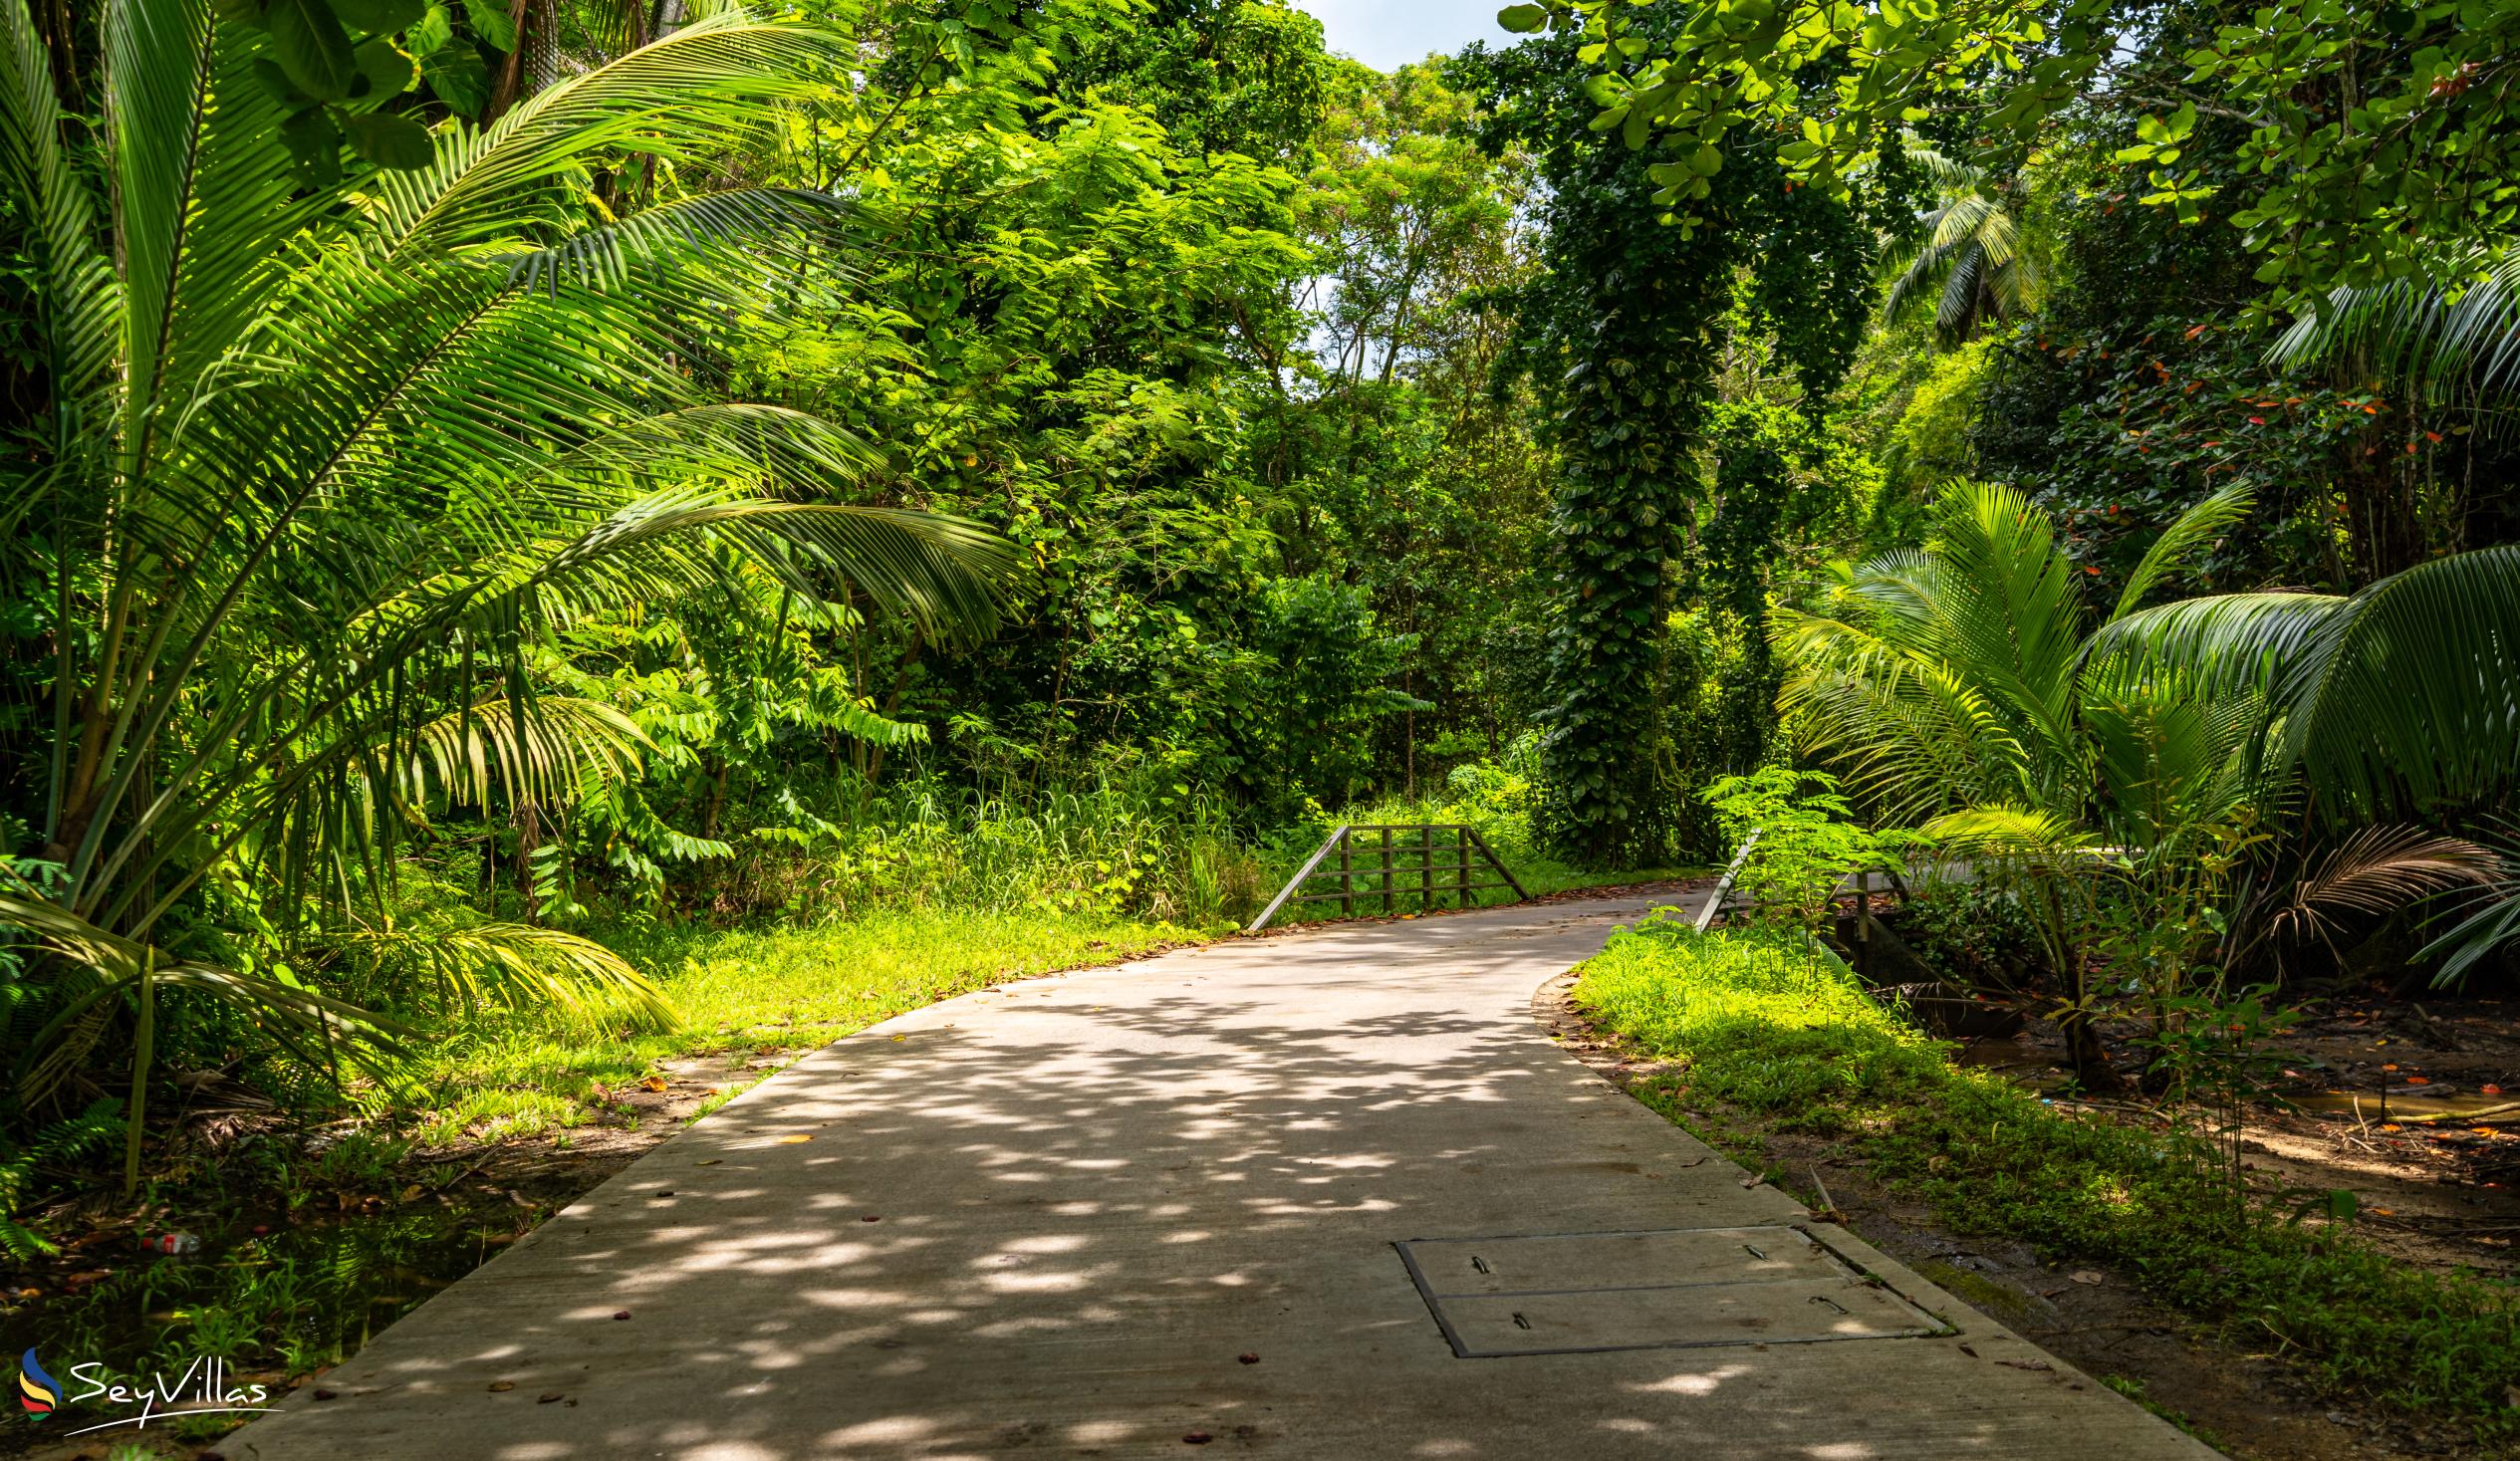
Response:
[1458, 30, 1876, 866]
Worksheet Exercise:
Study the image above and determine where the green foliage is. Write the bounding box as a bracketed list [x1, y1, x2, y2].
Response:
[1068, 0, 1341, 163]
[0, 1096, 120, 1257]
[1893, 876, 2042, 992]
[1208, 577, 1425, 823]
[1459, 23, 1877, 866]
[1517, 0, 2520, 315]
[0, 5, 1020, 1137]
[1879, 340, 1990, 490]
[1576, 919, 2520, 1435]
[1699, 767, 1901, 935]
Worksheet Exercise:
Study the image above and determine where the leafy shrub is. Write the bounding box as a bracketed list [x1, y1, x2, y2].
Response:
[1699, 767, 1906, 935]
[1893, 877, 2047, 992]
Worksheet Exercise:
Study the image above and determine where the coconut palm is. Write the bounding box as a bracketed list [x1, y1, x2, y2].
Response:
[0, 0, 1024, 1128]
[1881, 144, 2038, 345]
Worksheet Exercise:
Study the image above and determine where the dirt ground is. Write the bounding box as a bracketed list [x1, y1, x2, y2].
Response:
[1963, 989, 2520, 1281]
[1536, 971, 2500, 1461]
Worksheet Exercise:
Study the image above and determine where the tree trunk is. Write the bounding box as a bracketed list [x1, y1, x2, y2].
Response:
[515, 802, 541, 924]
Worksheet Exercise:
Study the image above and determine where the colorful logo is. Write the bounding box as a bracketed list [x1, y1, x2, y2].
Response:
[17, 1348, 59, 1418]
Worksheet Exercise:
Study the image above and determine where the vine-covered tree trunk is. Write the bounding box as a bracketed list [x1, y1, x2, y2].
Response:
[1464, 25, 1878, 869]
[1535, 348, 1696, 865]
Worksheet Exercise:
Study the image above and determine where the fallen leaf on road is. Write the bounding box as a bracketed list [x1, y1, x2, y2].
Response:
[613, 1311, 632, 1321]
[1238, 1352, 1259, 1364]
[1994, 1358, 2053, 1372]
[2069, 1270, 2103, 1286]
[774, 1135, 813, 1144]
[694, 1159, 721, 1166]
[1182, 1434, 1213, 1446]
[639, 1076, 668, 1092]
[538, 1392, 564, 1404]
[488, 1381, 515, 1392]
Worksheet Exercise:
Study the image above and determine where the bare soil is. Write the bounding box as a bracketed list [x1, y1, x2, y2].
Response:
[1963, 990, 2520, 1280]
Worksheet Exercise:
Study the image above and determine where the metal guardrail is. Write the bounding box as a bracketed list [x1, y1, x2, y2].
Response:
[1246, 824, 1529, 933]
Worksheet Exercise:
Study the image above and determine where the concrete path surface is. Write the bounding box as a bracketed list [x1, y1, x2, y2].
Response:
[228, 891, 2213, 1460]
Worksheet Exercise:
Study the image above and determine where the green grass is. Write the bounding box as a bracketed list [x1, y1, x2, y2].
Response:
[390, 907, 1214, 1144]
[1573, 914, 2520, 1440]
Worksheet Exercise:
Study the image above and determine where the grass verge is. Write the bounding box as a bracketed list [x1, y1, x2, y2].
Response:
[3, 907, 1210, 1429]
[395, 907, 1212, 1144]
[1572, 913, 2520, 1441]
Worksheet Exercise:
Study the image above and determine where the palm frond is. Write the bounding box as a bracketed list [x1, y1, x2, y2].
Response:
[1921, 805, 2101, 872]
[2110, 483, 2255, 622]
[0, 0, 120, 412]
[500, 187, 856, 296]
[0, 882, 408, 1103]
[343, 921, 675, 1031]
[405, 695, 651, 810]
[2263, 828, 2500, 949]
[2277, 544, 2520, 815]
[1901, 140, 1985, 193]
[2269, 247, 2520, 400]
[2086, 591, 2344, 694]
[373, 12, 846, 258]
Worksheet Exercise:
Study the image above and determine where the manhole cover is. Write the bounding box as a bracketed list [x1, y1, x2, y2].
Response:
[1394, 1225, 1948, 1357]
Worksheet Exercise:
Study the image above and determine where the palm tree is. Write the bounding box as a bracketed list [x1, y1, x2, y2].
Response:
[1775, 481, 2258, 1081]
[1881, 144, 2038, 345]
[2094, 541, 2520, 983]
[0, 2, 1023, 1138]
[1775, 481, 2498, 1081]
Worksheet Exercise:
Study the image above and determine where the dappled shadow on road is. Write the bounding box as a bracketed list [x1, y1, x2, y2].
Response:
[230, 899, 2182, 1460]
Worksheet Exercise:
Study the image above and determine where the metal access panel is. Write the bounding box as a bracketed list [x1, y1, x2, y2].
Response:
[1394, 1225, 1948, 1358]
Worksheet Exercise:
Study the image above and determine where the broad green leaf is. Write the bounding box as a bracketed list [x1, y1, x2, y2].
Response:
[335, 0, 425, 34]
[420, 46, 491, 115]
[461, 0, 517, 52]
[1497, 3, 1547, 33]
[279, 105, 345, 185]
[348, 38, 415, 107]
[407, 1, 454, 55]
[265, 0, 360, 99]
[343, 110, 435, 168]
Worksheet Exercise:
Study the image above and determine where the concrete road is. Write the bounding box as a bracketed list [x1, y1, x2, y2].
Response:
[226, 891, 2212, 1460]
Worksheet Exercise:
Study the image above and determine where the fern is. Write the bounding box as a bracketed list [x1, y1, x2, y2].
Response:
[0, 1097, 124, 1259]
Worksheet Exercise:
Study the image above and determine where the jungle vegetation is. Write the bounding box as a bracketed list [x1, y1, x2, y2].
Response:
[2, 0, 2518, 1420]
